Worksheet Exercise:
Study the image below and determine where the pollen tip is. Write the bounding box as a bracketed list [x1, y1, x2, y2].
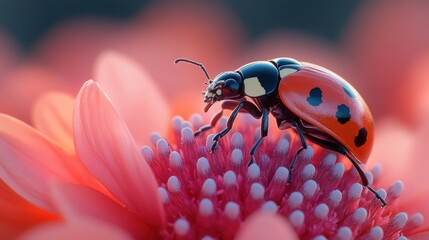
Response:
[156, 138, 170, 155]
[189, 114, 203, 128]
[261, 201, 279, 213]
[289, 210, 305, 228]
[275, 138, 290, 154]
[322, 153, 337, 167]
[199, 198, 214, 217]
[331, 163, 345, 179]
[301, 145, 314, 161]
[172, 116, 184, 132]
[247, 163, 261, 180]
[230, 132, 244, 149]
[223, 170, 237, 187]
[250, 183, 265, 201]
[196, 157, 210, 176]
[353, 208, 368, 224]
[274, 166, 289, 182]
[301, 164, 315, 179]
[140, 145, 155, 162]
[313, 235, 328, 240]
[231, 149, 244, 165]
[347, 183, 363, 199]
[409, 213, 424, 227]
[174, 218, 190, 236]
[314, 203, 329, 220]
[169, 151, 183, 168]
[167, 176, 181, 193]
[150, 132, 162, 146]
[335, 226, 352, 240]
[302, 179, 318, 198]
[388, 181, 404, 198]
[201, 236, 215, 240]
[393, 212, 408, 229]
[201, 178, 217, 197]
[158, 187, 169, 204]
[224, 201, 240, 220]
[181, 127, 195, 143]
[369, 226, 384, 240]
[288, 191, 304, 209]
[328, 189, 342, 207]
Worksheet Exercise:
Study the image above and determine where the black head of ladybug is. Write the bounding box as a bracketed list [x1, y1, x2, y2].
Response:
[203, 72, 243, 112]
[174, 58, 244, 112]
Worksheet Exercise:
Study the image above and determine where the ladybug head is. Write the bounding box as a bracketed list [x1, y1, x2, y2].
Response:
[203, 72, 242, 112]
[174, 58, 243, 112]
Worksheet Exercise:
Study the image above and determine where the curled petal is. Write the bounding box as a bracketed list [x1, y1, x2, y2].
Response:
[0, 114, 98, 210]
[18, 220, 133, 240]
[94, 51, 170, 145]
[236, 212, 299, 240]
[50, 181, 156, 239]
[73, 80, 165, 229]
[32, 92, 75, 155]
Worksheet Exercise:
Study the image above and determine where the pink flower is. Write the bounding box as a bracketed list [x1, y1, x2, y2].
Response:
[1, 52, 428, 239]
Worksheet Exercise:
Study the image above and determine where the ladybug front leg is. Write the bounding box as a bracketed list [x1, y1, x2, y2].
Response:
[288, 121, 308, 184]
[248, 108, 269, 166]
[211, 101, 262, 152]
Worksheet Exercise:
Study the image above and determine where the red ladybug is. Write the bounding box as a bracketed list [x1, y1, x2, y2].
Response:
[175, 57, 386, 206]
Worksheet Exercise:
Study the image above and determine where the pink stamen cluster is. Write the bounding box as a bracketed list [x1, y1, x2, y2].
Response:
[141, 115, 423, 239]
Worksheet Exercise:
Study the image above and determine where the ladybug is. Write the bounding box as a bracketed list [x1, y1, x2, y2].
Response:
[175, 57, 386, 206]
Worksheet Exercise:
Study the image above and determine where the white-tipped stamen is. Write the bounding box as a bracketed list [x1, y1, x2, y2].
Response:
[300, 145, 314, 161]
[288, 191, 304, 209]
[158, 187, 169, 204]
[172, 116, 184, 132]
[302, 179, 318, 198]
[392, 212, 408, 230]
[174, 218, 190, 236]
[167, 176, 181, 193]
[275, 138, 290, 154]
[369, 226, 384, 240]
[181, 127, 194, 143]
[322, 153, 337, 167]
[247, 163, 260, 180]
[313, 235, 328, 240]
[301, 164, 316, 179]
[347, 183, 363, 200]
[388, 181, 404, 198]
[199, 198, 214, 217]
[335, 226, 352, 240]
[141, 145, 155, 162]
[201, 178, 217, 197]
[224, 201, 240, 220]
[314, 203, 329, 220]
[289, 210, 305, 228]
[201, 236, 214, 240]
[274, 167, 289, 182]
[230, 132, 244, 149]
[261, 200, 278, 213]
[353, 208, 368, 224]
[231, 149, 243, 166]
[223, 171, 237, 188]
[189, 114, 203, 128]
[332, 163, 345, 179]
[250, 183, 265, 201]
[196, 157, 210, 176]
[150, 132, 162, 146]
[169, 151, 183, 168]
[156, 138, 170, 156]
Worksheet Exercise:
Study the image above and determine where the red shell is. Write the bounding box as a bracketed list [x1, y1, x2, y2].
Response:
[278, 63, 374, 163]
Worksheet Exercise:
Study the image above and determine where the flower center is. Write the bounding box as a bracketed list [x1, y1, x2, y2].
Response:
[141, 115, 423, 239]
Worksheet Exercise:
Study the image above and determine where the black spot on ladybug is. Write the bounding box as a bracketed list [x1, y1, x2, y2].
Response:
[306, 87, 323, 106]
[342, 84, 356, 98]
[336, 104, 351, 124]
[354, 128, 367, 147]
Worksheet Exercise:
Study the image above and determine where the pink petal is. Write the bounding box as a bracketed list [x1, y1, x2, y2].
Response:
[18, 220, 133, 240]
[50, 180, 156, 239]
[236, 212, 299, 240]
[94, 51, 170, 145]
[73, 80, 165, 229]
[0, 114, 100, 211]
[32, 92, 75, 155]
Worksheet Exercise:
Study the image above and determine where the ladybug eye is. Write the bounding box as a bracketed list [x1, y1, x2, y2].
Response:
[216, 89, 222, 95]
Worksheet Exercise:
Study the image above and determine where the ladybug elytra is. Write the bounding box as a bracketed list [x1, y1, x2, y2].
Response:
[175, 57, 386, 207]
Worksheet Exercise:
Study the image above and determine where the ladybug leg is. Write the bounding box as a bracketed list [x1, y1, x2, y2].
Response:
[211, 101, 262, 152]
[248, 108, 269, 166]
[288, 121, 308, 184]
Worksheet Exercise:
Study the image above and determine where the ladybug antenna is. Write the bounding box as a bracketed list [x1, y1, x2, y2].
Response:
[174, 58, 211, 80]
